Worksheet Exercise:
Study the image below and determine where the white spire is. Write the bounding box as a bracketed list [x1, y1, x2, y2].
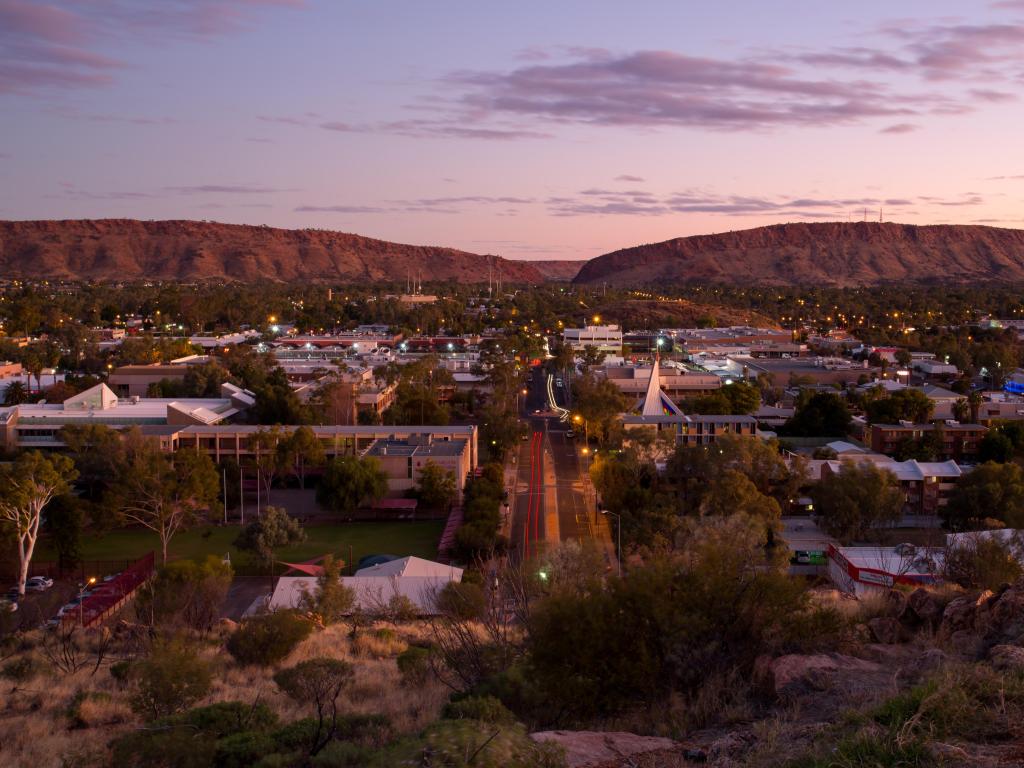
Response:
[641, 356, 682, 417]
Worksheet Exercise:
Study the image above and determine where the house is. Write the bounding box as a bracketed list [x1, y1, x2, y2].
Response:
[0, 361, 22, 380]
[266, 556, 462, 615]
[601, 363, 722, 403]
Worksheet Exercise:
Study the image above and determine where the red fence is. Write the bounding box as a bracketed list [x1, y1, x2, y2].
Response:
[72, 552, 155, 628]
[437, 506, 463, 564]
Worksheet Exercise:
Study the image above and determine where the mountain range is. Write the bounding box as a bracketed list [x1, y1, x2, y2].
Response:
[3, 219, 1024, 286]
[572, 222, 1024, 286]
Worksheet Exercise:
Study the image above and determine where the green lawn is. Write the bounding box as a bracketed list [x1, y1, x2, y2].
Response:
[36, 520, 445, 574]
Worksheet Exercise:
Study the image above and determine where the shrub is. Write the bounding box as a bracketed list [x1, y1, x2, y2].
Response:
[396, 645, 432, 686]
[131, 640, 212, 720]
[333, 713, 393, 747]
[1, 654, 41, 682]
[227, 610, 313, 666]
[412, 719, 565, 768]
[442, 695, 517, 725]
[274, 658, 355, 754]
[214, 732, 278, 768]
[310, 742, 374, 768]
[109, 659, 134, 686]
[110, 701, 279, 768]
[436, 581, 485, 620]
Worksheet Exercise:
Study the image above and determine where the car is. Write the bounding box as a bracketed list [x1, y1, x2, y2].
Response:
[565, 430, 575, 438]
[4, 588, 20, 602]
[555, 379, 564, 387]
[520, 433, 529, 441]
[0, 598, 17, 614]
[25, 576, 53, 591]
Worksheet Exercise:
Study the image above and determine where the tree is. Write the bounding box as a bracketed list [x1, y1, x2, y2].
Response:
[135, 555, 234, 631]
[46, 494, 83, 573]
[720, 380, 761, 414]
[234, 506, 305, 572]
[810, 460, 904, 543]
[417, 460, 457, 511]
[782, 392, 851, 437]
[2, 380, 28, 405]
[700, 469, 782, 529]
[113, 433, 221, 563]
[943, 462, 1024, 531]
[945, 533, 1024, 591]
[952, 398, 970, 423]
[284, 425, 325, 489]
[274, 658, 354, 755]
[298, 555, 354, 626]
[250, 426, 288, 500]
[317, 456, 388, 515]
[0, 452, 77, 595]
[865, 389, 934, 424]
[978, 431, 1015, 464]
[573, 372, 629, 445]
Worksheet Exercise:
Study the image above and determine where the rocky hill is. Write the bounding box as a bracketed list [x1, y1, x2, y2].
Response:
[529, 260, 585, 281]
[573, 222, 1024, 286]
[0, 219, 549, 284]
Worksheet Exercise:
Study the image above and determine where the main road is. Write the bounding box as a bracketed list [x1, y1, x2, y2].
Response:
[507, 367, 601, 563]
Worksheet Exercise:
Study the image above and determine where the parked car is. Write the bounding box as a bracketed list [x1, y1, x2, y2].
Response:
[566, 430, 575, 439]
[4, 588, 20, 602]
[25, 576, 54, 591]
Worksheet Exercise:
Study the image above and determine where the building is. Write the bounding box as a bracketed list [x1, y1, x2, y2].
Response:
[562, 324, 622, 354]
[0, 382, 255, 450]
[620, 360, 757, 446]
[827, 544, 944, 596]
[820, 455, 963, 522]
[602, 363, 721, 403]
[868, 422, 987, 462]
[267, 556, 462, 615]
[0, 361, 23, 380]
[163, 423, 479, 472]
[363, 436, 473, 493]
[108, 364, 191, 397]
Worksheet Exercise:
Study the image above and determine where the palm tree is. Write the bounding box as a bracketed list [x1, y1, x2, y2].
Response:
[967, 390, 983, 424]
[3, 381, 28, 406]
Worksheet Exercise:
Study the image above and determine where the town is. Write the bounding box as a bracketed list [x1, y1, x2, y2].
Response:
[0, 279, 1022, 766]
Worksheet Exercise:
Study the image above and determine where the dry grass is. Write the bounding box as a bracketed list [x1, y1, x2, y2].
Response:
[0, 620, 450, 767]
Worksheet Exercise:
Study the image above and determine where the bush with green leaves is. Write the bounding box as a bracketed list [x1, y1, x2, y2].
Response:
[135, 555, 234, 631]
[442, 695, 517, 725]
[131, 640, 212, 720]
[274, 658, 355, 755]
[396, 645, 432, 686]
[227, 610, 313, 666]
[111, 701, 278, 768]
[1, 655, 41, 682]
[436, 580, 486, 620]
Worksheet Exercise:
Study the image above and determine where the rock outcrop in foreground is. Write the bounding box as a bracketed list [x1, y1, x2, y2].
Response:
[573, 222, 1024, 286]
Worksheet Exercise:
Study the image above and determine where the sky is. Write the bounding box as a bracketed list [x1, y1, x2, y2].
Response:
[2, 1, 1024, 261]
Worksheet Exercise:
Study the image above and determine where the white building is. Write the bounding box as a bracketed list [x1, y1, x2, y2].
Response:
[562, 324, 623, 354]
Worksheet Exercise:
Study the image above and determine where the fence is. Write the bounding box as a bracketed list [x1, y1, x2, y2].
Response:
[71, 552, 156, 628]
[437, 506, 463, 564]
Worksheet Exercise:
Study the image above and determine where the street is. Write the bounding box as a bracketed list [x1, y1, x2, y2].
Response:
[508, 366, 602, 563]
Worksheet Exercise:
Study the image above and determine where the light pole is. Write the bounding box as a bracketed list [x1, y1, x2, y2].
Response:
[78, 576, 96, 626]
[600, 510, 621, 578]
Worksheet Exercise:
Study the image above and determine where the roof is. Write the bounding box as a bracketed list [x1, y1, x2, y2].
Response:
[640, 359, 682, 417]
[364, 438, 468, 459]
[354, 555, 463, 579]
[826, 440, 866, 455]
[268, 572, 462, 615]
[830, 545, 944, 577]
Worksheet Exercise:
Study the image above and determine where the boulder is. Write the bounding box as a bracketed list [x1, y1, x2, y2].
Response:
[985, 581, 1024, 645]
[948, 629, 984, 659]
[868, 617, 906, 644]
[217, 618, 239, 634]
[529, 731, 680, 768]
[898, 648, 949, 682]
[906, 588, 944, 628]
[940, 590, 993, 636]
[989, 644, 1024, 672]
[758, 653, 885, 700]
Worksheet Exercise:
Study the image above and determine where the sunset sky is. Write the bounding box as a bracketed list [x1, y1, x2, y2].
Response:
[2, 0, 1024, 260]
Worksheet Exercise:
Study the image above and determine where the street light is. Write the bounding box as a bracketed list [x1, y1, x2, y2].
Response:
[78, 576, 96, 626]
[600, 510, 621, 577]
